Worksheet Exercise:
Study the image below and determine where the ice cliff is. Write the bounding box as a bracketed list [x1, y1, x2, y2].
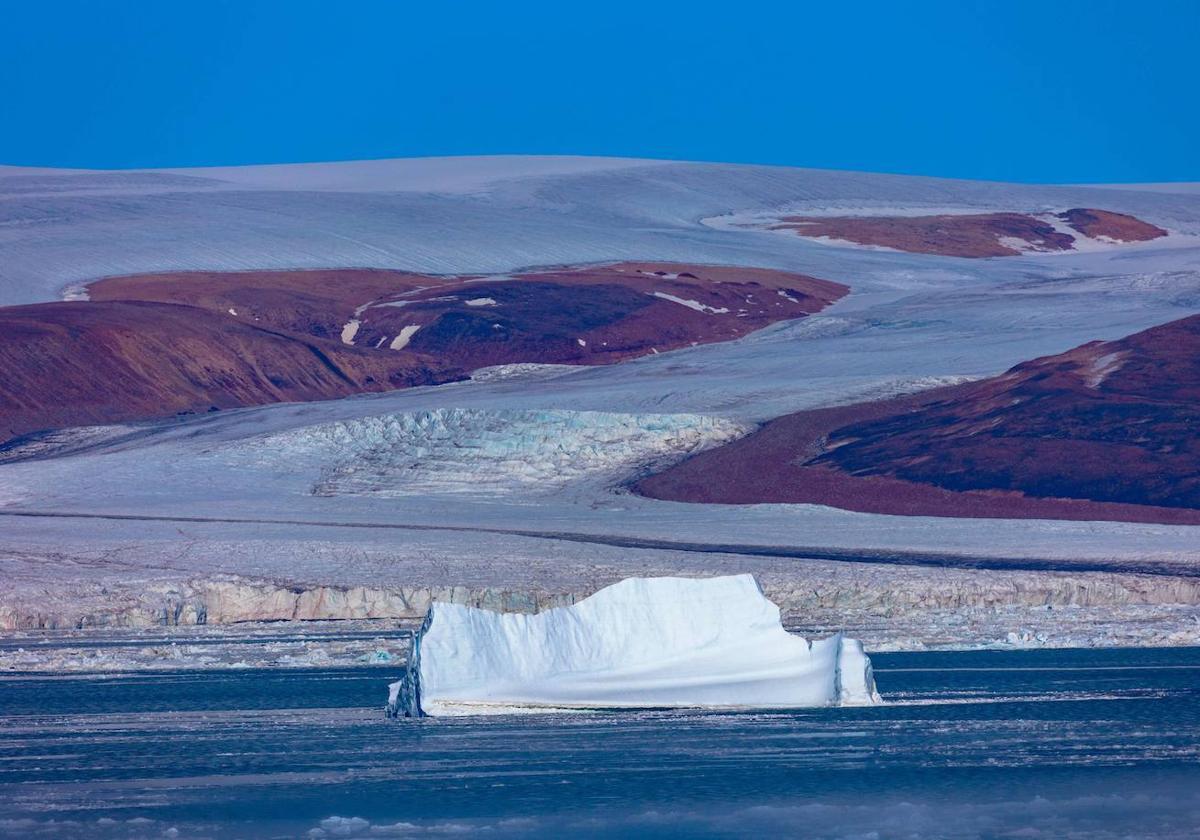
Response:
[387, 574, 881, 716]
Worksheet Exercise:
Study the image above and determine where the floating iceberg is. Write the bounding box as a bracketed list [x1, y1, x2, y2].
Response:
[387, 575, 881, 717]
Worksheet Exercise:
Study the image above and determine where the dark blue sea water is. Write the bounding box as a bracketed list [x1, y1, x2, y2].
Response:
[1, 648, 1199, 839]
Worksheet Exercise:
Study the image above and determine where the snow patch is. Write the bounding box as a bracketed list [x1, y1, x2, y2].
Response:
[997, 236, 1045, 254]
[340, 320, 361, 345]
[464, 297, 497, 307]
[389, 574, 881, 717]
[389, 325, 421, 350]
[651, 291, 730, 314]
[1084, 350, 1128, 388]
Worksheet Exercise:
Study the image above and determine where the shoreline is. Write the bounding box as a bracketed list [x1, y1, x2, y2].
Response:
[4, 605, 1199, 673]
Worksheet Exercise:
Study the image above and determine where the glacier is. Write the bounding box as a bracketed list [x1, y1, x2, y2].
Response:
[219, 408, 747, 497]
[387, 574, 881, 717]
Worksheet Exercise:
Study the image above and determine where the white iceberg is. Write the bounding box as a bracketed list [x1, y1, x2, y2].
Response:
[387, 574, 881, 717]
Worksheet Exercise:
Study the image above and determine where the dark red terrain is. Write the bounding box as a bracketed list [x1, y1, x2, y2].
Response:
[1057, 208, 1168, 242]
[89, 263, 845, 367]
[766, 208, 1166, 257]
[636, 315, 1200, 524]
[0, 300, 458, 443]
[0, 263, 845, 442]
[87, 268, 436, 342]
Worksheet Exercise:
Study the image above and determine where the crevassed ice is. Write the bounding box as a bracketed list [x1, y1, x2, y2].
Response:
[468, 363, 581, 382]
[227, 408, 746, 497]
[388, 574, 882, 717]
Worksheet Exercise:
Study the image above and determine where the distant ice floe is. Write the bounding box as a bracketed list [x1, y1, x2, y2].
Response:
[224, 408, 747, 497]
[388, 574, 881, 717]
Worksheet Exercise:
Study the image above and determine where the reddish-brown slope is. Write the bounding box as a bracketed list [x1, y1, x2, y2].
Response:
[88, 268, 438, 342]
[767, 208, 1165, 257]
[772, 212, 1074, 257]
[1057, 208, 1168, 242]
[2, 263, 845, 441]
[89, 263, 845, 367]
[637, 315, 1200, 524]
[0, 301, 459, 442]
[344, 262, 846, 368]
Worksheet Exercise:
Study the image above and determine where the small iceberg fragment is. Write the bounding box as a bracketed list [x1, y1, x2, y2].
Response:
[387, 574, 881, 717]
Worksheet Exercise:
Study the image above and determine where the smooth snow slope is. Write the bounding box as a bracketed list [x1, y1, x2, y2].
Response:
[389, 574, 880, 716]
[3, 156, 1199, 308]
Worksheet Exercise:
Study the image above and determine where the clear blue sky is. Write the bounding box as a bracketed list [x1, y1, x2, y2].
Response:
[4, 0, 1197, 182]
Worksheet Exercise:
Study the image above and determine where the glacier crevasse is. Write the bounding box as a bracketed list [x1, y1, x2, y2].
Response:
[387, 574, 881, 716]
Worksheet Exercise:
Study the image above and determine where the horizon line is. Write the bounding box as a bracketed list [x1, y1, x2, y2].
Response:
[2, 152, 1198, 189]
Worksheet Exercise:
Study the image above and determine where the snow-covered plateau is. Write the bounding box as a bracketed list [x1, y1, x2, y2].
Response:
[2, 156, 1200, 661]
[390, 575, 880, 716]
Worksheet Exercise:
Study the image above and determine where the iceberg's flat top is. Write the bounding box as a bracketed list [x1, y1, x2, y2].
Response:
[391, 574, 880, 716]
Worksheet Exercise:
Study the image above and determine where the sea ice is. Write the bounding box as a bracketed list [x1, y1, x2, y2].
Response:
[388, 574, 881, 717]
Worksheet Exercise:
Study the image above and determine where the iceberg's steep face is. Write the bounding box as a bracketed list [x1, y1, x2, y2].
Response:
[388, 575, 881, 717]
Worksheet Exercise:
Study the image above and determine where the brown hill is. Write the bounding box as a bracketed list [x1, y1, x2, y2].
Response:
[88, 263, 846, 367]
[636, 314, 1200, 524]
[1, 263, 845, 442]
[0, 300, 458, 442]
[766, 208, 1166, 257]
